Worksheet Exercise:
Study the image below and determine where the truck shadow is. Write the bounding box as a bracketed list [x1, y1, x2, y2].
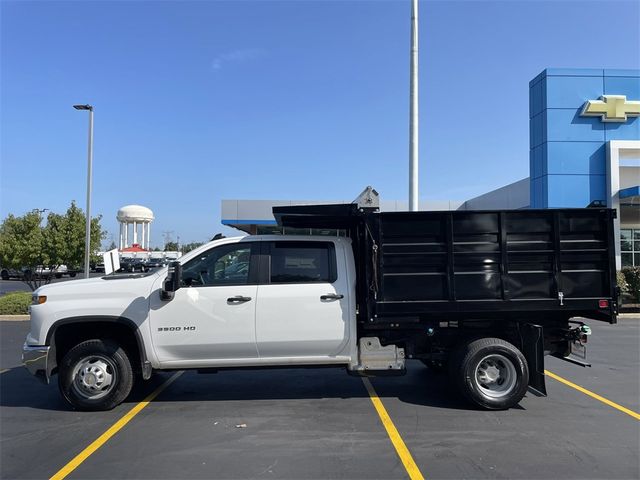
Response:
[143, 363, 520, 412]
[0, 363, 526, 412]
[0, 366, 174, 412]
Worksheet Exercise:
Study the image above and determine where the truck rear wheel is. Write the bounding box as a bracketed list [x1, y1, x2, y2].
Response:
[451, 337, 528, 410]
[58, 339, 133, 411]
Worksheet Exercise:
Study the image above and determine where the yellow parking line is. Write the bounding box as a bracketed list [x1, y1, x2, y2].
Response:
[362, 377, 425, 480]
[50, 371, 184, 480]
[545, 370, 640, 421]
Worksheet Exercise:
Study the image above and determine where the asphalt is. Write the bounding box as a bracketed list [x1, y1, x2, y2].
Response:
[0, 275, 105, 296]
[1, 318, 638, 480]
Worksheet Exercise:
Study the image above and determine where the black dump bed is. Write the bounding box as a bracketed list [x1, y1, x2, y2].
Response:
[274, 204, 618, 325]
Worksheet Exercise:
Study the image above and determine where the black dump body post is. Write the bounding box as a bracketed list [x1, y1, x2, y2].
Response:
[606, 208, 620, 316]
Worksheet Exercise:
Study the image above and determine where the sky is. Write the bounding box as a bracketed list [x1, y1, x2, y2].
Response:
[1, 0, 639, 248]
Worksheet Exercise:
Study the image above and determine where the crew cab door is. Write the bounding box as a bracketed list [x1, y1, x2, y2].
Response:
[255, 240, 350, 358]
[149, 241, 260, 364]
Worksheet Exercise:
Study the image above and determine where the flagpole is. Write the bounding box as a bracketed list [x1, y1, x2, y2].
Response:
[409, 0, 419, 211]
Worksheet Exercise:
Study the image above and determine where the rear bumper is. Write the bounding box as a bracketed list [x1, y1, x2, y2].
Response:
[22, 343, 51, 384]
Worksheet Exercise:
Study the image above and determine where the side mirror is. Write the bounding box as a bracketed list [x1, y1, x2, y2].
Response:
[161, 261, 182, 301]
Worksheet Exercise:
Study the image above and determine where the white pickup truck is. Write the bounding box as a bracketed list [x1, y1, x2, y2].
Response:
[23, 196, 617, 412]
[24, 236, 373, 411]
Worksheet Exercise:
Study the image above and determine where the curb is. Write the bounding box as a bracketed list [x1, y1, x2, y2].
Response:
[0, 315, 30, 321]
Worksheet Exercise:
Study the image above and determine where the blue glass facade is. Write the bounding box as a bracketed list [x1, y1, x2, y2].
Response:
[529, 68, 640, 208]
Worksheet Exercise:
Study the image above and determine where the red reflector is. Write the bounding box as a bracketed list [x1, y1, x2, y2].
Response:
[599, 299, 609, 308]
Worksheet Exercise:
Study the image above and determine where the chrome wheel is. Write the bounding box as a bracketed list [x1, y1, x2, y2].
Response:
[474, 354, 517, 399]
[71, 355, 117, 400]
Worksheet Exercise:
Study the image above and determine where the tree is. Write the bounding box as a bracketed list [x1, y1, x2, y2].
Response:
[0, 210, 45, 289]
[181, 242, 204, 253]
[44, 201, 105, 269]
[0, 202, 105, 290]
[164, 241, 179, 252]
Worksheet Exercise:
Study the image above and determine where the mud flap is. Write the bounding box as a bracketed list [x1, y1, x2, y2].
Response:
[521, 323, 547, 396]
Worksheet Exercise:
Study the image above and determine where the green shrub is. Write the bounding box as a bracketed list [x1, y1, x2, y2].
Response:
[0, 291, 31, 315]
[622, 267, 640, 302]
[617, 271, 629, 295]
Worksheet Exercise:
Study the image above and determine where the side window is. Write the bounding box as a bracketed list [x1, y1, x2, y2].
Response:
[270, 241, 336, 284]
[181, 244, 254, 287]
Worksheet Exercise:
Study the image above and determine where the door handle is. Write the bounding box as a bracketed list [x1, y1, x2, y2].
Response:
[227, 295, 252, 303]
[320, 294, 344, 300]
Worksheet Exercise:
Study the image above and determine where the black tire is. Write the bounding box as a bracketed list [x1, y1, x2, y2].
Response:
[1, 270, 8, 281]
[450, 337, 528, 410]
[70, 272, 77, 278]
[58, 339, 134, 411]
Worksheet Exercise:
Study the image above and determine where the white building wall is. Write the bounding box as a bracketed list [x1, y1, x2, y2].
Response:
[461, 178, 530, 210]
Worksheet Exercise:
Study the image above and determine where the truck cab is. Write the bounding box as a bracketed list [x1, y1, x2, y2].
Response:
[149, 236, 357, 368]
[23, 236, 360, 411]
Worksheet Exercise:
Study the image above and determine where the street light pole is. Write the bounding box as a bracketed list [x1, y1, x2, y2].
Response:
[73, 104, 94, 278]
[409, 0, 419, 211]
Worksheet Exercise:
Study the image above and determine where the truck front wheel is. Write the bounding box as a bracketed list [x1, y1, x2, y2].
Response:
[58, 339, 133, 411]
[451, 337, 528, 410]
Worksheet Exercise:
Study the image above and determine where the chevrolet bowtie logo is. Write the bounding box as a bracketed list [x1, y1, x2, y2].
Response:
[581, 95, 640, 122]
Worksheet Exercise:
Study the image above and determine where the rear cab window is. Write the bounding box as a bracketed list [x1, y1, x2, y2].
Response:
[268, 241, 337, 284]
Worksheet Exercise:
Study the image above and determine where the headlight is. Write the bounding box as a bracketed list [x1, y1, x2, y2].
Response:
[32, 294, 47, 305]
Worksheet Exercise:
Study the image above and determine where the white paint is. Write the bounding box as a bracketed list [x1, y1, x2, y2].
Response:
[103, 248, 120, 275]
[149, 282, 259, 362]
[606, 140, 640, 270]
[26, 235, 357, 372]
[255, 243, 352, 358]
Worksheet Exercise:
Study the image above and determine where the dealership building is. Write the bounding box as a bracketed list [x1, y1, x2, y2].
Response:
[221, 68, 640, 269]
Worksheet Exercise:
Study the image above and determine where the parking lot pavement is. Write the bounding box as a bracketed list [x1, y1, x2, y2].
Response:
[0, 280, 31, 295]
[0, 274, 105, 296]
[1, 318, 638, 480]
[369, 318, 640, 479]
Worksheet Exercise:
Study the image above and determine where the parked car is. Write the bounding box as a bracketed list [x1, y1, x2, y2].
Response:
[145, 257, 168, 270]
[118, 257, 148, 273]
[24, 265, 78, 279]
[0, 267, 21, 280]
[91, 262, 105, 273]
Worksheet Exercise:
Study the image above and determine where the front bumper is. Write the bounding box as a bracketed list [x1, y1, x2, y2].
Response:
[22, 343, 52, 384]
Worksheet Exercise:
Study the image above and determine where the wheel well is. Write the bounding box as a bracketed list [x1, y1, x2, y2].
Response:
[399, 319, 526, 360]
[52, 320, 143, 375]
